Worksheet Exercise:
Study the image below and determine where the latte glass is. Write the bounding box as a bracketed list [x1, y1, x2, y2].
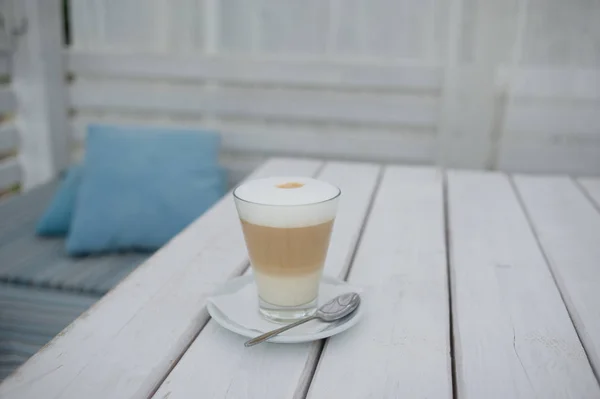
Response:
[234, 177, 340, 322]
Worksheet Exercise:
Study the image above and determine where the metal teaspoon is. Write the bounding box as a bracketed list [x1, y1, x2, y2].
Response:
[244, 292, 361, 347]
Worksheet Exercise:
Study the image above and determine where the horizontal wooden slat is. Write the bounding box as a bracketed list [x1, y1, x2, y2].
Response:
[497, 67, 600, 100]
[497, 140, 600, 175]
[0, 54, 9, 77]
[0, 157, 20, 190]
[69, 79, 438, 127]
[0, 87, 16, 114]
[448, 171, 599, 398]
[0, 122, 18, 154]
[152, 162, 380, 398]
[0, 158, 322, 399]
[504, 101, 600, 135]
[499, 100, 600, 175]
[68, 51, 442, 90]
[66, 54, 600, 100]
[308, 167, 452, 398]
[513, 175, 600, 382]
[496, 68, 600, 176]
[70, 116, 436, 164]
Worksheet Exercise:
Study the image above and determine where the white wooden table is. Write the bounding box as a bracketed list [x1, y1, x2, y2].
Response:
[2, 158, 600, 399]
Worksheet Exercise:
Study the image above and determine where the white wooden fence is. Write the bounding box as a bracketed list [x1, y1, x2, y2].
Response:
[0, 0, 19, 193]
[2, 0, 600, 193]
[0, 56, 18, 193]
[0, 0, 69, 193]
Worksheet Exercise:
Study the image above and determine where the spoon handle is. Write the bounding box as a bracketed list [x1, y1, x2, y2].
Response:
[244, 315, 318, 347]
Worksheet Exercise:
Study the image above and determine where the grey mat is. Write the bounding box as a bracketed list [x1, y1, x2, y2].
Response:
[0, 182, 153, 382]
[0, 284, 98, 381]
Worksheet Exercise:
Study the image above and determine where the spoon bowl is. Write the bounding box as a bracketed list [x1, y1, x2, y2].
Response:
[244, 292, 361, 347]
[316, 292, 361, 321]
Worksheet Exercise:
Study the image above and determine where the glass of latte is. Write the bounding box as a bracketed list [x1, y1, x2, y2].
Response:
[233, 177, 340, 322]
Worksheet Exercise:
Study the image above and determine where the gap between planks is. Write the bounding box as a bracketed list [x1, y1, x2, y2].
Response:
[573, 178, 600, 216]
[508, 175, 600, 385]
[442, 171, 459, 399]
[293, 166, 385, 399]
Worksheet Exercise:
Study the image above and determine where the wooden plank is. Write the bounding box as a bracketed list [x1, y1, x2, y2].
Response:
[0, 158, 322, 399]
[448, 171, 600, 398]
[504, 101, 600, 136]
[497, 67, 600, 100]
[0, 54, 9, 77]
[307, 167, 452, 398]
[70, 115, 436, 165]
[152, 162, 380, 399]
[513, 174, 600, 381]
[68, 79, 438, 127]
[436, 0, 464, 167]
[438, 0, 517, 169]
[68, 51, 442, 90]
[578, 178, 600, 208]
[497, 140, 600, 176]
[0, 87, 16, 114]
[11, 0, 70, 189]
[0, 122, 18, 154]
[0, 158, 20, 190]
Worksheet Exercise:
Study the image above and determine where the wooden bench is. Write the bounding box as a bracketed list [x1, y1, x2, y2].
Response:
[0, 181, 153, 380]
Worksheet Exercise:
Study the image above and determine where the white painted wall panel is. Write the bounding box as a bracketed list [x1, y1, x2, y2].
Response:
[63, 0, 600, 175]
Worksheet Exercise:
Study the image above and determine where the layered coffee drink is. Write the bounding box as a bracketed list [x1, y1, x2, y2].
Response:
[234, 177, 340, 322]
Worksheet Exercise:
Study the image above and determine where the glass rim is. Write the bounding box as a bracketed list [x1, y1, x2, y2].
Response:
[233, 181, 341, 207]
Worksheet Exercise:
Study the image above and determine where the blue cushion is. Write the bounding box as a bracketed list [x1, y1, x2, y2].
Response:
[66, 124, 226, 255]
[36, 165, 83, 236]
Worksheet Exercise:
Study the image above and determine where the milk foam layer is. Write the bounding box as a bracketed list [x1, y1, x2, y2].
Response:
[234, 177, 340, 228]
[254, 270, 322, 306]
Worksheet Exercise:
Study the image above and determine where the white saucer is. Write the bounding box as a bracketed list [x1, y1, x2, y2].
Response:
[207, 274, 363, 344]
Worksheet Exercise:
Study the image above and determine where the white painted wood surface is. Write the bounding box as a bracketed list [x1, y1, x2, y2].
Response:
[68, 51, 442, 90]
[435, 0, 463, 168]
[447, 171, 600, 398]
[497, 141, 600, 176]
[0, 158, 322, 399]
[69, 0, 446, 59]
[0, 157, 20, 190]
[69, 79, 437, 127]
[505, 102, 600, 137]
[496, 84, 600, 175]
[11, 0, 70, 189]
[0, 54, 9, 77]
[496, 68, 600, 100]
[307, 167, 452, 399]
[513, 175, 600, 382]
[0, 87, 16, 113]
[0, 122, 18, 155]
[152, 161, 380, 399]
[5, 157, 600, 396]
[578, 178, 600, 208]
[62, 0, 600, 175]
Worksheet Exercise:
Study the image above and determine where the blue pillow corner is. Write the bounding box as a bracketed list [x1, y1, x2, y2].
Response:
[35, 165, 83, 236]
